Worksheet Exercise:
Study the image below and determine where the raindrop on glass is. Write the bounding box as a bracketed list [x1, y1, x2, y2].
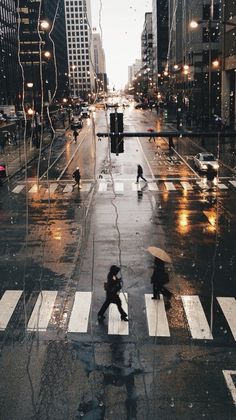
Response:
[188, 402, 193, 408]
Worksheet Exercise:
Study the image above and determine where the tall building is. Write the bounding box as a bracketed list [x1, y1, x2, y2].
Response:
[92, 32, 107, 93]
[0, 0, 18, 107]
[64, 0, 94, 100]
[141, 13, 153, 97]
[221, 0, 236, 128]
[152, 0, 168, 86]
[18, 0, 69, 110]
[168, 0, 221, 119]
[128, 59, 142, 86]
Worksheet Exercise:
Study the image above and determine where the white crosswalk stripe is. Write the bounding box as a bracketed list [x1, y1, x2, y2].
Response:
[1, 291, 236, 339]
[27, 291, 57, 332]
[180, 181, 193, 191]
[68, 291, 92, 333]
[181, 295, 213, 340]
[164, 181, 176, 191]
[217, 297, 236, 340]
[11, 178, 236, 195]
[145, 294, 170, 337]
[108, 293, 129, 335]
[0, 290, 22, 330]
[12, 185, 25, 194]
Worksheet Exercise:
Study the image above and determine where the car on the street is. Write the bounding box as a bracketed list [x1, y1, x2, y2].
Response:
[135, 103, 149, 110]
[81, 106, 90, 118]
[0, 114, 6, 124]
[6, 113, 18, 122]
[193, 152, 219, 172]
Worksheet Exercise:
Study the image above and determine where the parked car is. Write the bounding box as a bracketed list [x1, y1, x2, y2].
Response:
[193, 152, 219, 172]
[0, 114, 6, 124]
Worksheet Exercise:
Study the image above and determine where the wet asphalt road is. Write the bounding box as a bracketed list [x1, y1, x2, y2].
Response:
[0, 105, 236, 419]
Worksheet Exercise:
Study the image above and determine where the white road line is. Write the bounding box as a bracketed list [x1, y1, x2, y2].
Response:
[27, 291, 57, 332]
[180, 181, 193, 191]
[223, 370, 236, 406]
[98, 182, 107, 192]
[67, 291, 92, 333]
[0, 290, 22, 331]
[217, 297, 236, 340]
[164, 182, 176, 191]
[145, 294, 170, 337]
[132, 182, 141, 191]
[29, 184, 41, 193]
[45, 184, 58, 194]
[81, 183, 91, 191]
[63, 184, 74, 193]
[196, 180, 207, 190]
[114, 182, 124, 192]
[181, 295, 213, 340]
[229, 180, 236, 188]
[217, 183, 228, 190]
[108, 293, 129, 335]
[148, 182, 159, 191]
[12, 185, 25, 194]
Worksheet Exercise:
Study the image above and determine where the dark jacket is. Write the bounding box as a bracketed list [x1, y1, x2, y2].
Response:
[137, 165, 143, 175]
[106, 265, 122, 296]
[73, 169, 81, 182]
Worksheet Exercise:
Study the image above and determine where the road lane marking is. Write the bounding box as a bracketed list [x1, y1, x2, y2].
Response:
[145, 294, 170, 337]
[27, 291, 57, 331]
[81, 183, 91, 191]
[217, 297, 236, 340]
[229, 180, 236, 188]
[148, 182, 159, 191]
[217, 183, 228, 190]
[181, 295, 213, 340]
[28, 184, 41, 193]
[63, 184, 74, 193]
[108, 293, 128, 335]
[45, 183, 58, 194]
[67, 291, 92, 333]
[132, 182, 141, 191]
[0, 290, 22, 331]
[12, 185, 25, 194]
[164, 182, 176, 191]
[223, 370, 236, 406]
[180, 181, 193, 190]
[98, 182, 107, 192]
[114, 182, 124, 192]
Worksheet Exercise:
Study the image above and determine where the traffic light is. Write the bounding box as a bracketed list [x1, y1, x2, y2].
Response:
[110, 112, 124, 154]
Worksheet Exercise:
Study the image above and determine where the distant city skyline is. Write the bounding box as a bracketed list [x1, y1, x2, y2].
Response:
[91, 0, 152, 90]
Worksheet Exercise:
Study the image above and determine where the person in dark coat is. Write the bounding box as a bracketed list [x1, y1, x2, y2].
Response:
[151, 258, 172, 300]
[136, 164, 147, 183]
[73, 130, 78, 143]
[206, 164, 217, 190]
[98, 265, 128, 321]
[73, 167, 81, 189]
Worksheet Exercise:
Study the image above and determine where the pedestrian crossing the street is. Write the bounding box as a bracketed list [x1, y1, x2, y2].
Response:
[10, 178, 236, 196]
[0, 290, 236, 341]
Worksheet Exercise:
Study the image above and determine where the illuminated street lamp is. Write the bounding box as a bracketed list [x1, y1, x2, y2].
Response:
[40, 20, 50, 30]
[27, 107, 34, 116]
[27, 82, 34, 88]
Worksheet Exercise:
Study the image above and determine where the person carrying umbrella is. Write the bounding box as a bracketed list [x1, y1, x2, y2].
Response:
[98, 265, 128, 322]
[147, 247, 172, 300]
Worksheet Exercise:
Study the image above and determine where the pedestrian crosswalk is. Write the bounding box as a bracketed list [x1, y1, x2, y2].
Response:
[10, 178, 236, 196]
[0, 290, 236, 341]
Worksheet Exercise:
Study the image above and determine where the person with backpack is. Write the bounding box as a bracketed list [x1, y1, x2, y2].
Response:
[98, 265, 128, 322]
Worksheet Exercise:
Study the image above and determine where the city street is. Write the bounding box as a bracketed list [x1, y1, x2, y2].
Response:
[0, 104, 236, 419]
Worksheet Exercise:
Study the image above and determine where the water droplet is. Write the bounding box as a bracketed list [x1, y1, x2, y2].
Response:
[192, 263, 195, 267]
[79, 412, 84, 417]
[219, 265, 222, 269]
[188, 402, 193, 408]
[170, 401, 175, 408]
[99, 401, 104, 407]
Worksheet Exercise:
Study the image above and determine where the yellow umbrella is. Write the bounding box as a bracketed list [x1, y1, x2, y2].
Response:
[146, 246, 172, 263]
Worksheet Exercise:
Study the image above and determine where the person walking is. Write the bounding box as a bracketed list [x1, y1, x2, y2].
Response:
[206, 165, 217, 190]
[151, 258, 172, 300]
[136, 164, 147, 183]
[73, 129, 78, 143]
[98, 265, 128, 321]
[73, 167, 81, 189]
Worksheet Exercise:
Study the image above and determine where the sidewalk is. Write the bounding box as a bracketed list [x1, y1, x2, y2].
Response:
[0, 124, 69, 182]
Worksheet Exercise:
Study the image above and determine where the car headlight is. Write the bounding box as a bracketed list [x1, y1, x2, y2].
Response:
[202, 164, 207, 170]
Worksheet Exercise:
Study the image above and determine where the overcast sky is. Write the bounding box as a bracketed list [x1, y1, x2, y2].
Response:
[91, 0, 152, 90]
